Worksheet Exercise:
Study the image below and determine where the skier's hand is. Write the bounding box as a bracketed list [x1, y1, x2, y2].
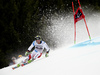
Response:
[45, 51, 49, 57]
[25, 51, 29, 56]
[25, 50, 30, 56]
[45, 53, 48, 57]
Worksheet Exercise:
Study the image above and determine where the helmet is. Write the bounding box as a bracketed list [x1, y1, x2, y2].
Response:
[12, 57, 16, 60]
[35, 35, 42, 40]
[18, 55, 22, 58]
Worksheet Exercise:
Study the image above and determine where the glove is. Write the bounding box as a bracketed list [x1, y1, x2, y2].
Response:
[25, 52, 28, 56]
[45, 51, 49, 57]
[45, 53, 48, 57]
[25, 50, 30, 56]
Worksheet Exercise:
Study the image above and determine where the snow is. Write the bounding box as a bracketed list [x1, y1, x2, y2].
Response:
[0, 37, 100, 75]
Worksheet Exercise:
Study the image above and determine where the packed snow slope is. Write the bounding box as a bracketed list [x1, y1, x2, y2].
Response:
[0, 37, 100, 75]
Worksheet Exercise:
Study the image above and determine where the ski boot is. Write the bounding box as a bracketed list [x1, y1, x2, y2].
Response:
[17, 64, 20, 67]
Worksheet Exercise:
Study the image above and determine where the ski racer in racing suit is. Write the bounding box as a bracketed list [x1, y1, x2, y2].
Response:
[24, 35, 50, 63]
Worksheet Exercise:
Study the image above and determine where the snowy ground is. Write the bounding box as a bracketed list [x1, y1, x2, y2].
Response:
[0, 37, 100, 75]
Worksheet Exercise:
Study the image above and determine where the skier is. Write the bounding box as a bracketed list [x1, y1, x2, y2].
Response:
[24, 35, 50, 63]
[12, 55, 24, 69]
[9, 57, 16, 66]
[13, 35, 50, 69]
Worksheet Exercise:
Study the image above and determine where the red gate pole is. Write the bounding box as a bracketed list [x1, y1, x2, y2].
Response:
[74, 23, 76, 44]
[84, 18, 91, 40]
[78, 0, 81, 7]
[72, 2, 76, 44]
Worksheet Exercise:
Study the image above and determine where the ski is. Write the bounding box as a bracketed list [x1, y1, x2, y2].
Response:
[12, 66, 19, 70]
[12, 60, 33, 70]
[12, 63, 27, 70]
[21, 63, 28, 67]
[12, 56, 48, 70]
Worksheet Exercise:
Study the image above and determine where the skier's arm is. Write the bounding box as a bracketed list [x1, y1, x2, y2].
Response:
[28, 43, 34, 51]
[44, 42, 50, 57]
[44, 42, 50, 52]
[25, 41, 35, 56]
[28, 41, 35, 51]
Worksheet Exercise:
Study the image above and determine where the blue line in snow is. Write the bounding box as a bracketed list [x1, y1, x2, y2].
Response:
[70, 37, 100, 48]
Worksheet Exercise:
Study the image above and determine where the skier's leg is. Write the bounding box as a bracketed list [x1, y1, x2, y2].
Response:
[24, 50, 41, 63]
[22, 51, 35, 63]
[38, 53, 42, 58]
[27, 50, 37, 63]
[32, 50, 40, 60]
